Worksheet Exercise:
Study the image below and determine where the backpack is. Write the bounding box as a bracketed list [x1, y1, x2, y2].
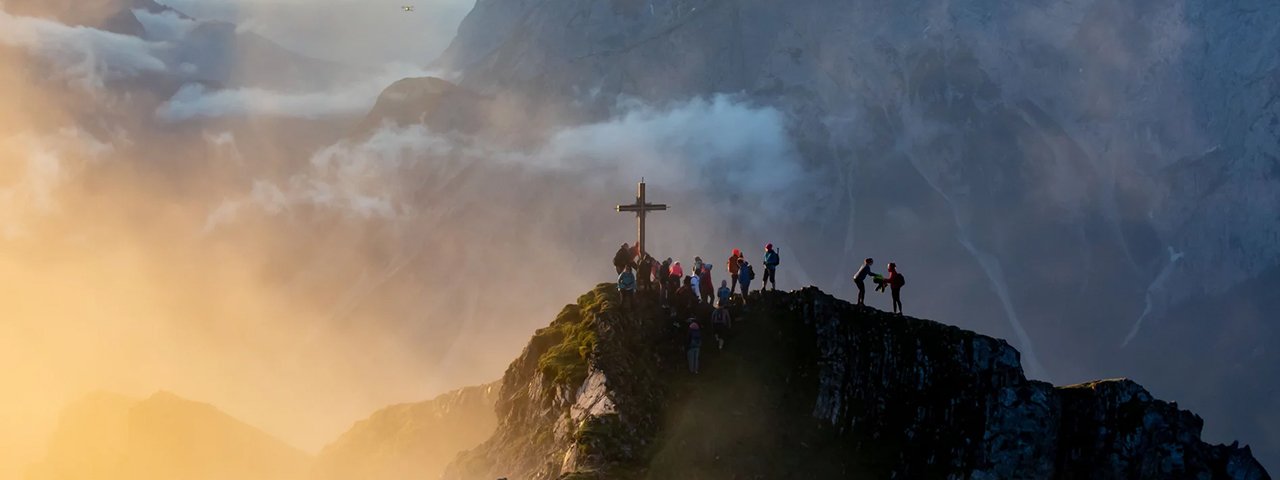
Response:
[764, 250, 779, 267]
[744, 264, 756, 281]
[891, 273, 906, 288]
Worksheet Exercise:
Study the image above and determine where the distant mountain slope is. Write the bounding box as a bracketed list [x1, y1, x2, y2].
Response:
[313, 383, 499, 480]
[27, 391, 313, 480]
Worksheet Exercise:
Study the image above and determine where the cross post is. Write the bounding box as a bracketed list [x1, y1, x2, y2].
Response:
[616, 180, 667, 258]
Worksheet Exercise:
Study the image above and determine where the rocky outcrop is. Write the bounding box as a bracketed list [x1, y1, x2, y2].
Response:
[447, 285, 1269, 479]
[313, 383, 500, 480]
[793, 287, 1268, 479]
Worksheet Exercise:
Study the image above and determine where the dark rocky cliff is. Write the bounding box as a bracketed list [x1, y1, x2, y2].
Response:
[444, 285, 1269, 479]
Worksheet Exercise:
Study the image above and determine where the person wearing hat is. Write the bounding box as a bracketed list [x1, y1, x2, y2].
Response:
[687, 320, 703, 374]
[762, 243, 781, 291]
[726, 248, 743, 296]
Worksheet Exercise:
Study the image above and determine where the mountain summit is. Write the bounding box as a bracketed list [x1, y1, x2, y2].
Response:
[443, 285, 1270, 479]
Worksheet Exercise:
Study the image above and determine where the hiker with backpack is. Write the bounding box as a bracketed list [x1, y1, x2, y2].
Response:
[726, 249, 743, 296]
[710, 305, 732, 350]
[737, 258, 755, 304]
[636, 254, 654, 291]
[886, 262, 906, 315]
[618, 265, 637, 309]
[614, 243, 634, 274]
[687, 320, 702, 374]
[674, 275, 698, 318]
[689, 271, 702, 304]
[762, 243, 781, 291]
[853, 258, 881, 307]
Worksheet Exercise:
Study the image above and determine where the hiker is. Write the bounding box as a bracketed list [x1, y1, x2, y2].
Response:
[853, 258, 880, 306]
[699, 264, 714, 304]
[737, 259, 755, 304]
[687, 320, 702, 374]
[886, 262, 906, 315]
[618, 265, 637, 309]
[637, 254, 655, 291]
[726, 249, 743, 296]
[674, 275, 698, 318]
[717, 280, 731, 308]
[710, 304, 732, 349]
[762, 243, 781, 291]
[689, 272, 702, 303]
[614, 243, 633, 274]
[659, 258, 673, 299]
[693, 256, 705, 278]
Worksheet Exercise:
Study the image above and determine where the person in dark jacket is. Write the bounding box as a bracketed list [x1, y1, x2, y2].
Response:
[614, 243, 633, 274]
[762, 243, 780, 291]
[637, 254, 655, 291]
[687, 321, 702, 374]
[674, 276, 698, 318]
[886, 262, 905, 315]
[699, 264, 714, 304]
[853, 258, 880, 306]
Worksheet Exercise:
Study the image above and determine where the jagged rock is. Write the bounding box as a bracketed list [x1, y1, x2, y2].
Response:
[445, 286, 1270, 479]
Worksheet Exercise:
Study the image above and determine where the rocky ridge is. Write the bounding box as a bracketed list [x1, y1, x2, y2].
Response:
[445, 285, 1270, 479]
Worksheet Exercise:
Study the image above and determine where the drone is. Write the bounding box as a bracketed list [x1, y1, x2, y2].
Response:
[401, 5, 414, 12]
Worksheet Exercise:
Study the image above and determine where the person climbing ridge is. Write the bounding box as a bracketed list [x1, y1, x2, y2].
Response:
[689, 270, 702, 303]
[675, 275, 697, 318]
[717, 279, 731, 308]
[737, 258, 755, 304]
[699, 264, 714, 304]
[886, 262, 906, 315]
[726, 248, 743, 296]
[762, 243, 780, 291]
[687, 320, 702, 374]
[659, 258, 673, 303]
[637, 254, 654, 292]
[614, 243, 633, 274]
[853, 257, 880, 306]
[618, 265, 637, 309]
[710, 304, 731, 350]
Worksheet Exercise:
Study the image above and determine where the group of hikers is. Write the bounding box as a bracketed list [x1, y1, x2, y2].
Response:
[613, 242, 907, 375]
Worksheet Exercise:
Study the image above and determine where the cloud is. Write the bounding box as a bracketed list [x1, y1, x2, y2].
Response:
[157, 63, 434, 121]
[0, 10, 167, 90]
[0, 128, 112, 238]
[132, 8, 199, 42]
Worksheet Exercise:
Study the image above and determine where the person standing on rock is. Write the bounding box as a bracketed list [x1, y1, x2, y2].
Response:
[689, 270, 702, 303]
[687, 320, 702, 374]
[737, 259, 755, 304]
[726, 248, 743, 296]
[887, 262, 906, 315]
[853, 258, 880, 307]
[618, 265, 637, 309]
[762, 243, 781, 291]
[659, 258, 673, 302]
[614, 243, 633, 274]
[717, 280, 732, 308]
[699, 264, 714, 304]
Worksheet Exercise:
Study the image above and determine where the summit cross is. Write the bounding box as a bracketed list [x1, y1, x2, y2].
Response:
[615, 180, 668, 258]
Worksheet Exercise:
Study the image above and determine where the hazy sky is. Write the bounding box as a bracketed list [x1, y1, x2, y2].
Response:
[162, 0, 474, 65]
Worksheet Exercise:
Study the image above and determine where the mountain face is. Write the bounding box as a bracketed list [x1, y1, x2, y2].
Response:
[417, 0, 1280, 469]
[444, 285, 1269, 479]
[313, 383, 500, 480]
[27, 391, 313, 480]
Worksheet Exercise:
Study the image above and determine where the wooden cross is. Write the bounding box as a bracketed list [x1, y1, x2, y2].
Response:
[616, 180, 667, 258]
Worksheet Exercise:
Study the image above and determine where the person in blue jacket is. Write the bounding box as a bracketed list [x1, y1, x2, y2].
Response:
[762, 243, 781, 291]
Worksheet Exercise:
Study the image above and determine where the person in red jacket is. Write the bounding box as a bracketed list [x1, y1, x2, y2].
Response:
[726, 249, 743, 296]
[886, 262, 906, 315]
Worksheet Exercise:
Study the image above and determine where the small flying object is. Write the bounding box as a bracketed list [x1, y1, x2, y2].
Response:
[401, 5, 415, 12]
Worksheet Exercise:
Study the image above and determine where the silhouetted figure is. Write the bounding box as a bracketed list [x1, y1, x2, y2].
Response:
[674, 275, 698, 318]
[717, 280, 731, 308]
[853, 258, 880, 306]
[659, 258, 673, 303]
[699, 264, 714, 303]
[726, 248, 743, 296]
[711, 305, 732, 350]
[618, 265, 637, 309]
[762, 243, 780, 291]
[887, 262, 906, 315]
[737, 259, 755, 304]
[687, 321, 702, 374]
[637, 254, 655, 291]
[614, 243, 633, 274]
